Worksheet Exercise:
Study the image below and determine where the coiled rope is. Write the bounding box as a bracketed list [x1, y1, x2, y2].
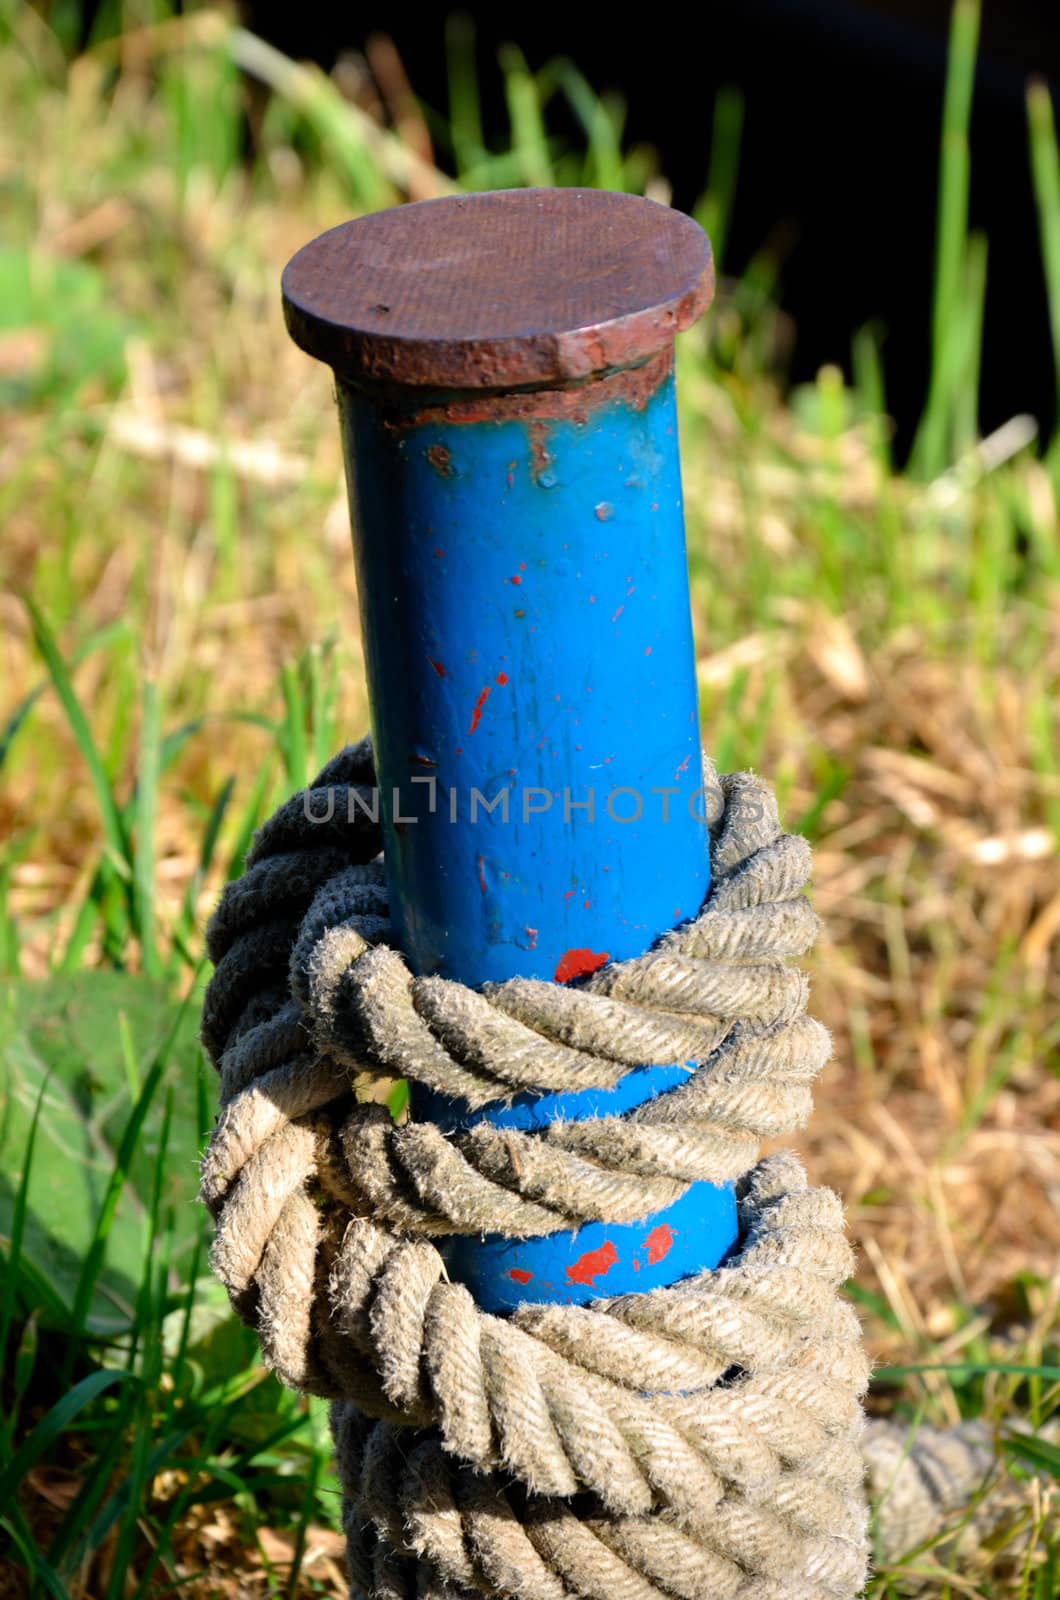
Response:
[199, 741, 1016, 1598]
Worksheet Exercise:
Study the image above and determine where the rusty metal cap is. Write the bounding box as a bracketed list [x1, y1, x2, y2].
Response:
[281, 188, 713, 392]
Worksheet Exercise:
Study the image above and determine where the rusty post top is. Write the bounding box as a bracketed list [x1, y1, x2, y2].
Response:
[281, 188, 714, 393]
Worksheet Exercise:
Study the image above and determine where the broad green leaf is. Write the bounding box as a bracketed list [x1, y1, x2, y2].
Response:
[0, 972, 209, 1336]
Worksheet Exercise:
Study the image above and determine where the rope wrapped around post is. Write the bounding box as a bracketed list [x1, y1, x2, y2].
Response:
[201, 740, 874, 1599]
[201, 742, 1038, 1595]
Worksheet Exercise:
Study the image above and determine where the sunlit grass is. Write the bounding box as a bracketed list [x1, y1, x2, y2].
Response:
[1, 0, 1058, 1595]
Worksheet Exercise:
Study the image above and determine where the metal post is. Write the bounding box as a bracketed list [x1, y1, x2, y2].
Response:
[282, 188, 737, 1313]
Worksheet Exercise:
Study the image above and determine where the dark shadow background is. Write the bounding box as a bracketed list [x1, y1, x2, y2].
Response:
[93, 0, 1060, 454]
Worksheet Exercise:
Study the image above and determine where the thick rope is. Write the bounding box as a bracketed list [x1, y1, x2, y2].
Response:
[199, 743, 1029, 1598]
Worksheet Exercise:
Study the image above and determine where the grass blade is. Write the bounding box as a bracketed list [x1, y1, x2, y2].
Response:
[0, 1072, 50, 1391]
[279, 660, 308, 792]
[0, 621, 129, 774]
[65, 998, 189, 1354]
[876, 1363, 1060, 1382]
[910, 0, 981, 476]
[23, 597, 133, 897]
[499, 44, 553, 188]
[223, 761, 275, 883]
[551, 60, 627, 192]
[1028, 78, 1060, 459]
[134, 677, 162, 977]
[2, 1503, 72, 1600]
[446, 12, 485, 181]
[698, 85, 744, 274]
[1004, 1431, 1060, 1479]
[167, 774, 235, 978]
[0, 1368, 127, 1510]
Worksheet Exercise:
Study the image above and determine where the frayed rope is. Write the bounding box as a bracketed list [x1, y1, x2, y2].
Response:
[199, 740, 1019, 1600]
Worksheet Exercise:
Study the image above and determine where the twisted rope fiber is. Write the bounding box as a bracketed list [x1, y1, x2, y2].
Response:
[199, 742, 1001, 1599]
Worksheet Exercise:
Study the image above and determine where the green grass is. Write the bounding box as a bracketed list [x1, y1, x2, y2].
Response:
[1, 0, 1059, 1595]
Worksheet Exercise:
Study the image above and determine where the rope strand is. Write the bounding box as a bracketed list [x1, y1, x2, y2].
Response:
[200, 744, 1035, 1598]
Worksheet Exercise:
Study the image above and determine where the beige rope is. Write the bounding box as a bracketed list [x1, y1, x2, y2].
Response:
[199, 742, 1024, 1598]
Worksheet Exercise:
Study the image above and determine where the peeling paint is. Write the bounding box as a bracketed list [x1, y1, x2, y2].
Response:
[426, 443, 455, 477]
[554, 948, 610, 984]
[643, 1224, 676, 1265]
[566, 1240, 618, 1287]
[468, 686, 491, 734]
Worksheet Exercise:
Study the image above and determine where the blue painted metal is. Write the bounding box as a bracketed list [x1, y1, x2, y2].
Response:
[417, 1059, 737, 1312]
[439, 1181, 738, 1316]
[337, 358, 738, 1312]
[338, 367, 711, 984]
[413, 1061, 695, 1135]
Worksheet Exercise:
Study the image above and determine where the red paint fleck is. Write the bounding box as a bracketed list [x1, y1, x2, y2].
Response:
[511, 574, 522, 586]
[496, 671, 510, 686]
[566, 1240, 619, 1287]
[508, 1267, 533, 1284]
[514, 608, 526, 618]
[564, 889, 576, 900]
[612, 605, 624, 622]
[411, 754, 436, 767]
[477, 855, 487, 894]
[434, 547, 445, 557]
[651, 502, 659, 511]
[675, 907, 681, 918]
[468, 686, 491, 734]
[555, 948, 610, 984]
[583, 899, 591, 910]
[524, 926, 538, 948]
[643, 1224, 676, 1265]
[589, 594, 596, 604]
[645, 646, 652, 656]
[429, 659, 447, 677]
[627, 584, 635, 596]
[595, 502, 614, 522]
[519, 562, 526, 570]
[675, 755, 690, 778]
[633, 1258, 641, 1272]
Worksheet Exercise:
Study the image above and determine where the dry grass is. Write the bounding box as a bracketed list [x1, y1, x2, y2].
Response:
[1, 5, 1058, 1597]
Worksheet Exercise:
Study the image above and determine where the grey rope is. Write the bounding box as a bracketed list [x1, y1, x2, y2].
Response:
[199, 741, 1023, 1598]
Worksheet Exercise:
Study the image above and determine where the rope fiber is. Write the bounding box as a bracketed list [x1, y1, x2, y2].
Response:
[199, 741, 1015, 1599]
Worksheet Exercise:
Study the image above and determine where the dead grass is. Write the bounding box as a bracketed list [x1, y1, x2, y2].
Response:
[1, 7, 1058, 1596]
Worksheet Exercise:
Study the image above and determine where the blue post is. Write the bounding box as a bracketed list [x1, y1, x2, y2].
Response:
[283, 189, 738, 1313]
